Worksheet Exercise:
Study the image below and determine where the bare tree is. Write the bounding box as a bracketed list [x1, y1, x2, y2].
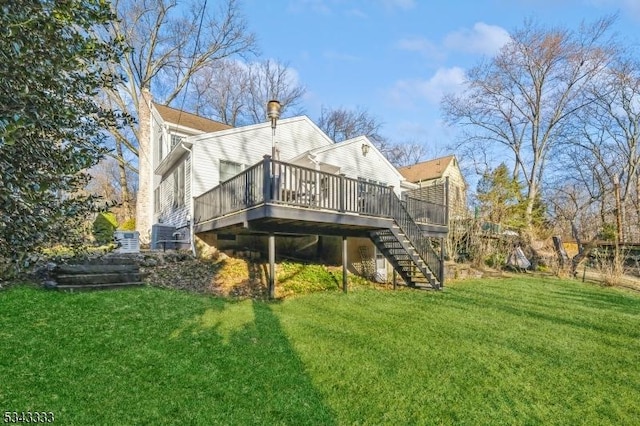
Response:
[189, 60, 249, 125]
[317, 105, 432, 166]
[244, 59, 307, 124]
[385, 141, 429, 167]
[586, 58, 640, 241]
[87, 156, 137, 223]
[553, 55, 640, 244]
[188, 58, 306, 126]
[318, 105, 384, 143]
[105, 0, 257, 241]
[442, 17, 618, 229]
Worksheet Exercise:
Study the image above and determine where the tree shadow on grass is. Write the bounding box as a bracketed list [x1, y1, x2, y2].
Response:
[164, 298, 337, 425]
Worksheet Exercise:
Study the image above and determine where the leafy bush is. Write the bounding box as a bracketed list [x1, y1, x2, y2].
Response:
[119, 217, 136, 231]
[599, 223, 617, 241]
[278, 262, 345, 296]
[0, 0, 124, 278]
[92, 212, 118, 245]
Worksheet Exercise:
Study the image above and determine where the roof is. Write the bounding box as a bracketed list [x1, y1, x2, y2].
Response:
[153, 103, 232, 133]
[187, 115, 334, 147]
[289, 135, 410, 184]
[397, 155, 457, 183]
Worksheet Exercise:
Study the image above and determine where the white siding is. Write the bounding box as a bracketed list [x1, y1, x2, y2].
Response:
[190, 116, 333, 197]
[150, 107, 166, 169]
[155, 154, 191, 228]
[312, 137, 407, 196]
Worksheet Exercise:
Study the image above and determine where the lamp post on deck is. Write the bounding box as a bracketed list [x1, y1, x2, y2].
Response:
[267, 100, 281, 177]
[266, 100, 281, 299]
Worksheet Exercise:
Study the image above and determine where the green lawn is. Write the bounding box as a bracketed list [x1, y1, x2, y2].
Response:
[1, 277, 639, 425]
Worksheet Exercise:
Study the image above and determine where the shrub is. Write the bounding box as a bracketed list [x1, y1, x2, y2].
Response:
[92, 212, 118, 245]
[599, 223, 617, 241]
[119, 217, 136, 231]
[0, 0, 124, 278]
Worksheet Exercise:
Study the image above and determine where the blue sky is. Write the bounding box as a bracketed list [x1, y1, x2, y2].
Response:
[242, 0, 640, 160]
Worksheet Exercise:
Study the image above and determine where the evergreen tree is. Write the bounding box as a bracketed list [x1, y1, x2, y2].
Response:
[476, 163, 525, 230]
[0, 0, 124, 277]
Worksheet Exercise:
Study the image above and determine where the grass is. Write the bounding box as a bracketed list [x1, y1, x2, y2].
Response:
[1, 276, 639, 425]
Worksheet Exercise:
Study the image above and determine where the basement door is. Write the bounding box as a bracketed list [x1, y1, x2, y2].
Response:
[375, 247, 387, 282]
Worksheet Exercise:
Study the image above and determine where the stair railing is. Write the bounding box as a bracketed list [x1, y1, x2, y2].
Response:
[388, 190, 442, 283]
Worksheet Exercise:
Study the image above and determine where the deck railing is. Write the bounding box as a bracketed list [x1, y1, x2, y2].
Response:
[194, 156, 447, 230]
[389, 193, 443, 283]
[195, 156, 419, 223]
[404, 195, 447, 226]
[193, 155, 446, 283]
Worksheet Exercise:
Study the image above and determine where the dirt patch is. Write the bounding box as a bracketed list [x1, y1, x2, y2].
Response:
[141, 253, 269, 298]
[577, 268, 640, 292]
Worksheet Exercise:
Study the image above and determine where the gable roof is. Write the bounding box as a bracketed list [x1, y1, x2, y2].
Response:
[289, 135, 411, 184]
[397, 155, 457, 183]
[153, 103, 232, 133]
[187, 115, 334, 146]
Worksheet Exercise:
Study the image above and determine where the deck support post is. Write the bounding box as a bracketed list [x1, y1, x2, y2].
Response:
[268, 233, 276, 299]
[439, 237, 445, 288]
[393, 269, 397, 290]
[263, 155, 272, 202]
[342, 236, 348, 293]
[339, 174, 346, 212]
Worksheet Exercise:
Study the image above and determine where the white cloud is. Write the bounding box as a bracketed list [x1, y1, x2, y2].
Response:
[395, 37, 444, 60]
[443, 22, 510, 56]
[345, 8, 368, 19]
[389, 67, 466, 105]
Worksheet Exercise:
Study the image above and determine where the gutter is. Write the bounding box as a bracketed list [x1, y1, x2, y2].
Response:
[181, 142, 196, 257]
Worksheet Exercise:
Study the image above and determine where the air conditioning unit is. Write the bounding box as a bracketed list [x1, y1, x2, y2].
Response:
[114, 231, 140, 254]
[151, 224, 176, 250]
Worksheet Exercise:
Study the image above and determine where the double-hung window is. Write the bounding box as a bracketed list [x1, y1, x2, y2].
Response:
[171, 134, 183, 150]
[219, 160, 244, 183]
[173, 163, 185, 207]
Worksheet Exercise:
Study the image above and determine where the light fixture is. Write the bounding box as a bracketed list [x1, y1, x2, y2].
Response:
[266, 100, 281, 161]
[267, 100, 281, 130]
[266, 100, 282, 198]
[361, 143, 370, 157]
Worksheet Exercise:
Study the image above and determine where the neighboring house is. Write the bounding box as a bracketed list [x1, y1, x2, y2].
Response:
[149, 103, 448, 290]
[398, 155, 468, 219]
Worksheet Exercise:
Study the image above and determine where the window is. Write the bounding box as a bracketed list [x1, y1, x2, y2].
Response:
[173, 163, 185, 207]
[158, 134, 163, 161]
[171, 134, 183, 150]
[357, 177, 367, 195]
[154, 187, 160, 213]
[219, 160, 244, 183]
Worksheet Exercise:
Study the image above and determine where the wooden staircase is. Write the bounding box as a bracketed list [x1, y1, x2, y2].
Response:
[370, 192, 443, 289]
[46, 256, 144, 291]
[371, 228, 439, 289]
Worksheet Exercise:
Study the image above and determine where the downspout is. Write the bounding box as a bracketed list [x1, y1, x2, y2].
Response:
[181, 142, 196, 256]
[298, 235, 320, 252]
[305, 153, 322, 255]
[147, 95, 155, 243]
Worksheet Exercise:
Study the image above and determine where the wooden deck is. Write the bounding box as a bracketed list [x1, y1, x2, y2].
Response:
[193, 156, 448, 292]
[193, 156, 448, 238]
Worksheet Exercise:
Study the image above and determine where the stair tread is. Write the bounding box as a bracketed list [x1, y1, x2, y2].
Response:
[373, 219, 442, 290]
[55, 282, 145, 291]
